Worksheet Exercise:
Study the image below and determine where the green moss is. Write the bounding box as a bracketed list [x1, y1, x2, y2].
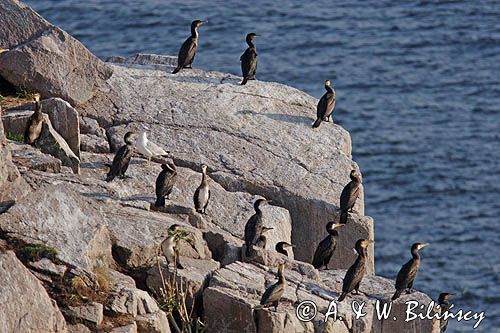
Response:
[21, 244, 58, 261]
[6, 132, 24, 142]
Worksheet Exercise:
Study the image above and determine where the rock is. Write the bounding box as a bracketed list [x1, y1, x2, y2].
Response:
[111, 323, 138, 333]
[81, 54, 372, 268]
[146, 257, 220, 312]
[80, 116, 106, 136]
[135, 311, 170, 333]
[29, 257, 67, 277]
[66, 302, 104, 329]
[0, 106, 30, 203]
[0, 251, 67, 332]
[0, 0, 112, 105]
[0, 184, 113, 276]
[8, 140, 62, 173]
[81, 133, 110, 153]
[68, 323, 92, 333]
[203, 228, 243, 266]
[2, 110, 80, 173]
[8, 97, 81, 155]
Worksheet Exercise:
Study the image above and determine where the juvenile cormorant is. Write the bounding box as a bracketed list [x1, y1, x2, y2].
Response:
[193, 164, 210, 214]
[255, 226, 274, 249]
[136, 130, 168, 166]
[391, 243, 429, 301]
[339, 170, 362, 224]
[312, 80, 336, 128]
[172, 20, 207, 74]
[244, 198, 268, 257]
[312, 222, 344, 269]
[338, 239, 373, 302]
[438, 292, 454, 332]
[275, 242, 294, 257]
[240, 33, 259, 85]
[155, 161, 177, 207]
[24, 94, 43, 145]
[259, 263, 286, 311]
[161, 224, 184, 269]
[106, 131, 135, 182]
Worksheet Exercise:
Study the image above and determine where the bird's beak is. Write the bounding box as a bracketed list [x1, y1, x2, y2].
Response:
[368, 240, 374, 244]
[421, 243, 429, 249]
[334, 224, 345, 228]
[200, 20, 208, 25]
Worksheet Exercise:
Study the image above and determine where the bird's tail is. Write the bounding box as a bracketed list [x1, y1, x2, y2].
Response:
[339, 210, 348, 224]
[155, 196, 165, 208]
[172, 66, 181, 74]
[312, 118, 322, 128]
[337, 292, 348, 302]
[391, 290, 402, 301]
[176, 262, 184, 269]
[241, 77, 249, 85]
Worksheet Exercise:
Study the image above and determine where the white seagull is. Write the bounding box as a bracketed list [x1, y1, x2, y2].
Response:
[136, 130, 168, 165]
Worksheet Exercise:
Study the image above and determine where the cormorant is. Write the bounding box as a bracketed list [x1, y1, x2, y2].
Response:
[136, 130, 168, 166]
[391, 243, 429, 301]
[275, 242, 294, 257]
[161, 224, 184, 269]
[255, 226, 274, 249]
[312, 80, 336, 128]
[155, 161, 177, 207]
[244, 198, 268, 257]
[240, 33, 259, 85]
[24, 94, 43, 145]
[193, 164, 210, 214]
[259, 263, 286, 311]
[339, 169, 362, 224]
[106, 131, 135, 182]
[172, 20, 207, 74]
[338, 239, 373, 302]
[312, 222, 344, 269]
[438, 293, 454, 332]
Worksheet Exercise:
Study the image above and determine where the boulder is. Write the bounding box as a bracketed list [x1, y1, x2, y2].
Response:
[135, 311, 170, 333]
[0, 106, 29, 203]
[65, 302, 104, 329]
[0, 250, 67, 332]
[81, 133, 110, 153]
[8, 140, 62, 173]
[111, 323, 138, 333]
[0, 184, 113, 276]
[28, 257, 67, 277]
[81, 54, 372, 268]
[0, 0, 112, 105]
[2, 110, 80, 173]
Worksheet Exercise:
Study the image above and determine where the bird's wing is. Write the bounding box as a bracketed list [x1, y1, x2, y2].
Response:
[395, 259, 418, 290]
[244, 215, 257, 244]
[316, 93, 328, 118]
[147, 140, 168, 156]
[312, 237, 333, 267]
[260, 283, 284, 306]
[241, 49, 257, 77]
[178, 37, 196, 67]
[339, 181, 353, 211]
[342, 258, 365, 292]
[193, 186, 201, 209]
[346, 184, 361, 210]
[108, 145, 130, 177]
[325, 95, 336, 117]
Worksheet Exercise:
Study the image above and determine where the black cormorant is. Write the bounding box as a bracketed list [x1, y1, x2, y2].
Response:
[438, 292, 454, 332]
[155, 161, 177, 207]
[259, 263, 286, 311]
[240, 33, 259, 85]
[392, 242, 429, 301]
[312, 222, 344, 269]
[106, 132, 135, 182]
[312, 80, 336, 128]
[338, 239, 373, 302]
[275, 242, 294, 257]
[24, 94, 43, 145]
[193, 164, 210, 214]
[244, 198, 268, 257]
[339, 169, 362, 224]
[161, 224, 184, 269]
[255, 226, 274, 249]
[172, 20, 207, 74]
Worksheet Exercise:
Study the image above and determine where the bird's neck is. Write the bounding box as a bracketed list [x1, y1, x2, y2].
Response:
[411, 249, 421, 260]
[34, 101, 42, 118]
[201, 170, 207, 184]
[246, 38, 255, 49]
[328, 229, 339, 237]
[191, 26, 198, 38]
[325, 85, 334, 94]
[278, 271, 285, 284]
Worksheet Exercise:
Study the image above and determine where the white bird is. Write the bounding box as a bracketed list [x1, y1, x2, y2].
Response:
[136, 130, 168, 166]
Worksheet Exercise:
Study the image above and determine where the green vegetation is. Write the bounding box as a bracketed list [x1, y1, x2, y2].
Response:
[6, 132, 24, 142]
[20, 243, 58, 261]
[16, 88, 37, 99]
[93, 261, 111, 292]
[0, 94, 4, 102]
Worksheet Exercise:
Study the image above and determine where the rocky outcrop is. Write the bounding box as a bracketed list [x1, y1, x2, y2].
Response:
[79, 54, 373, 273]
[8, 140, 62, 173]
[0, 0, 112, 105]
[0, 251, 67, 332]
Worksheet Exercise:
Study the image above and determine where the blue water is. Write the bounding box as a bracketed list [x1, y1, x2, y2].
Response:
[24, 1, 500, 331]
